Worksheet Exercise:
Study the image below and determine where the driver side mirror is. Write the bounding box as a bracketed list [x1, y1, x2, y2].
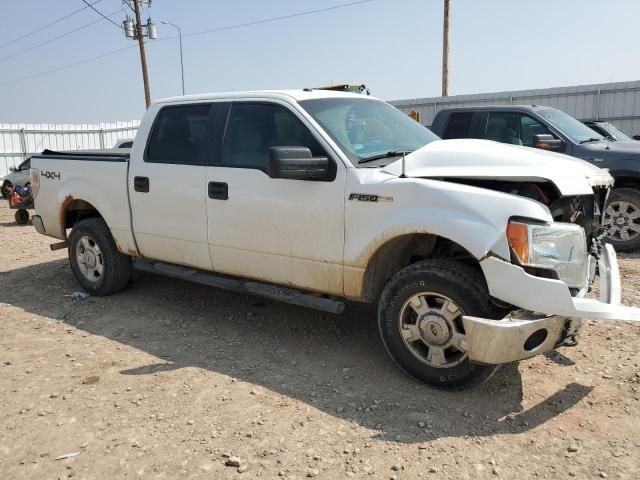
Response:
[533, 134, 563, 151]
[267, 147, 334, 181]
[633, 135, 640, 141]
[8, 166, 16, 172]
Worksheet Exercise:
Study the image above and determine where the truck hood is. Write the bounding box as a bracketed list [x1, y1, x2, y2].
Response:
[577, 139, 640, 161]
[382, 139, 613, 196]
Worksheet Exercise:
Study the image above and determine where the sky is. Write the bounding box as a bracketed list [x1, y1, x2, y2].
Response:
[1, 0, 639, 123]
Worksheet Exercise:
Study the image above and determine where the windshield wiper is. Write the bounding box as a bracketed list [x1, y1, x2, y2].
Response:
[358, 150, 413, 164]
[579, 137, 602, 144]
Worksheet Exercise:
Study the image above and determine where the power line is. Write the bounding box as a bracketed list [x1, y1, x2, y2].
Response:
[182, 0, 375, 40]
[81, 0, 123, 29]
[0, 10, 122, 63]
[0, 44, 138, 87]
[0, 0, 104, 50]
[0, 0, 377, 87]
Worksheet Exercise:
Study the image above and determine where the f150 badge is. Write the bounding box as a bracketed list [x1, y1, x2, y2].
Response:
[41, 171, 61, 180]
[349, 193, 393, 202]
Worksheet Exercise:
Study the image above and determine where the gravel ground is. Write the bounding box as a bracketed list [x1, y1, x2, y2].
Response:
[1, 201, 640, 479]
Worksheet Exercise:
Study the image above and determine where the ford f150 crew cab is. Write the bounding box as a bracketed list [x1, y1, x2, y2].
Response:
[430, 105, 640, 252]
[29, 90, 640, 388]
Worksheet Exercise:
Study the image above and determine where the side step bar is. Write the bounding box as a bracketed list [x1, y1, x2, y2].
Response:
[133, 259, 345, 315]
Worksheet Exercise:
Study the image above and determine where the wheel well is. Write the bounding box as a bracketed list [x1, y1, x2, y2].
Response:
[361, 233, 479, 302]
[61, 198, 103, 232]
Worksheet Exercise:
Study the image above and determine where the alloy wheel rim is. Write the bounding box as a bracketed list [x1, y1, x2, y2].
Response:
[398, 292, 468, 368]
[76, 235, 104, 282]
[604, 200, 640, 242]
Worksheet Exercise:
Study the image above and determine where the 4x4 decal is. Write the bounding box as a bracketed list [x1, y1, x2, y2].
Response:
[41, 171, 61, 180]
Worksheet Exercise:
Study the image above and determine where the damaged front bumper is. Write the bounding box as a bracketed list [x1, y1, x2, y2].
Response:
[462, 243, 640, 365]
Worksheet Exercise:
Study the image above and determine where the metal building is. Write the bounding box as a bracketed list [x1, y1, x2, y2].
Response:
[0, 121, 139, 176]
[390, 79, 640, 137]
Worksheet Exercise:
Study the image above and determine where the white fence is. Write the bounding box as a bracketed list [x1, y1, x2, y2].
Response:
[0, 121, 140, 176]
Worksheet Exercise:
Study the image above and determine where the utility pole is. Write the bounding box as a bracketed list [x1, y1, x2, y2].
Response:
[123, 1, 157, 108]
[442, 0, 450, 97]
[133, 0, 151, 107]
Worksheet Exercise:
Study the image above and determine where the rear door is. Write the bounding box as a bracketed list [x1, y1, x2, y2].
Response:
[204, 100, 346, 295]
[129, 103, 215, 269]
[440, 111, 485, 139]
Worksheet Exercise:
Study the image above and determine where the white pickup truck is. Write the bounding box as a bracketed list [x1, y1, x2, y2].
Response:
[30, 90, 640, 388]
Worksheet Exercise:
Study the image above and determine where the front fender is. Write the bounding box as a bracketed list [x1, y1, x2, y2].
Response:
[344, 176, 553, 268]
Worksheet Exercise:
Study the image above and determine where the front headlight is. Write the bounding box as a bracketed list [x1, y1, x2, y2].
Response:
[507, 220, 588, 288]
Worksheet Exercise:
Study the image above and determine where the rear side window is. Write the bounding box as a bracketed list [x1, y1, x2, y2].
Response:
[442, 112, 473, 139]
[146, 104, 211, 164]
[222, 103, 325, 171]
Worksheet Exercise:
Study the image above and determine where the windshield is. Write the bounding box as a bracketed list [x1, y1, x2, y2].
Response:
[602, 122, 632, 141]
[537, 108, 604, 144]
[299, 98, 439, 166]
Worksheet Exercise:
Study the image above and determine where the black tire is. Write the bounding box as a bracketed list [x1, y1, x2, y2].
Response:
[68, 218, 131, 296]
[1, 181, 12, 199]
[378, 259, 501, 389]
[604, 188, 640, 252]
[14, 209, 29, 224]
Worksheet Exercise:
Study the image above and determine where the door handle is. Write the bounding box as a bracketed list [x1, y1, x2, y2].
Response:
[208, 181, 228, 200]
[134, 176, 149, 193]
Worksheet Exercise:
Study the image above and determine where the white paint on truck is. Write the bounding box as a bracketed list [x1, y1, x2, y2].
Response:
[28, 89, 640, 388]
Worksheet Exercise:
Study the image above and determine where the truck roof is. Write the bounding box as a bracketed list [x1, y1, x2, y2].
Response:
[436, 105, 554, 113]
[156, 89, 376, 106]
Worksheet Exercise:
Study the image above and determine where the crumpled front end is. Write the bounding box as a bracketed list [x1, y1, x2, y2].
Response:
[460, 178, 640, 365]
[463, 242, 635, 364]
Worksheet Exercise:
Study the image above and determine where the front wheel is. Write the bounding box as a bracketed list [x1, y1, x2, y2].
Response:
[378, 259, 501, 389]
[68, 218, 131, 296]
[604, 188, 640, 252]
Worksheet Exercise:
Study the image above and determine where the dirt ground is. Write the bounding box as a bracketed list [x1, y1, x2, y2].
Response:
[1, 202, 640, 480]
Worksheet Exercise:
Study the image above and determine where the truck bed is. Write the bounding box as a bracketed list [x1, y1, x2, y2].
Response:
[30, 149, 137, 255]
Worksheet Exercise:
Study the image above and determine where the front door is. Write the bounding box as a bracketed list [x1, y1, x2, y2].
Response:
[205, 101, 346, 295]
[129, 103, 214, 270]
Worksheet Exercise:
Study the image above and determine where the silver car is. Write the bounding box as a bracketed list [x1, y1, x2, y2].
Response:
[1, 157, 31, 198]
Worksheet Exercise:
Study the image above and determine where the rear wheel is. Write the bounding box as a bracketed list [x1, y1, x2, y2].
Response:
[604, 188, 640, 252]
[378, 259, 501, 389]
[14, 209, 29, 224]
[68, 218, 131, 296]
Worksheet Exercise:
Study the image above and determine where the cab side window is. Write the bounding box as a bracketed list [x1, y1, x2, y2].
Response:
[484, 112, 524, 145]
[222, 103, 326, 171]
[484, 112, 558, 148]
[442, 112, 473, 139]
[519, 115, 555, 147]
[146, 104, 211, 165]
